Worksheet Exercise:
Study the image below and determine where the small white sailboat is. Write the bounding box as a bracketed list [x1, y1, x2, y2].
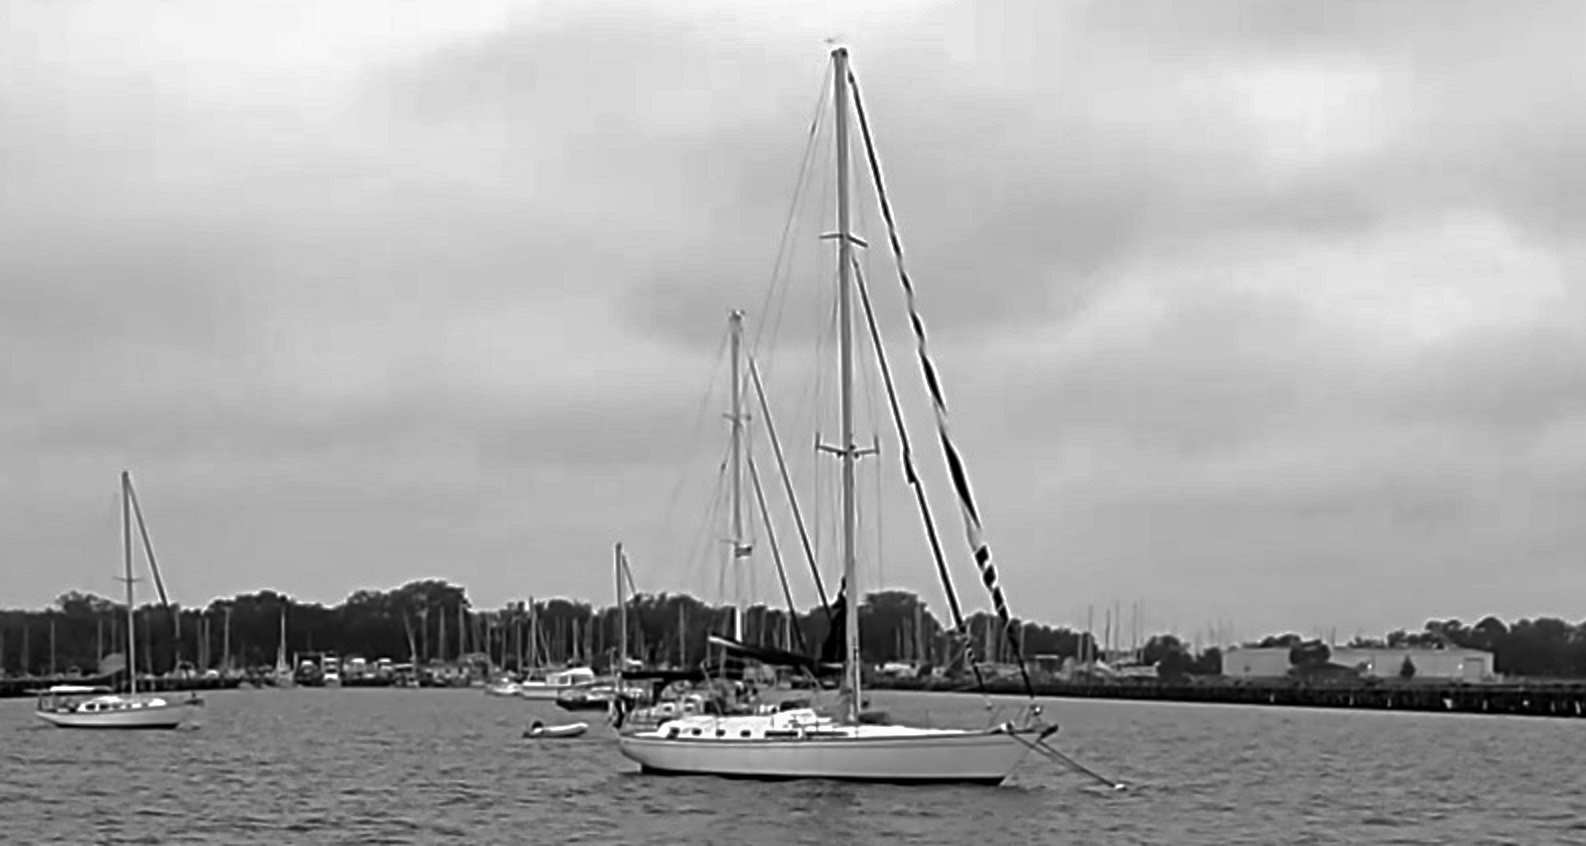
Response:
[484, 677, 523, 697]
[515, 666, 597, 700]
[35, 471, 200, 730]
[554, 677, 649, 712]
[618, 47, 1063, 785]
[34, 684, 193, 730]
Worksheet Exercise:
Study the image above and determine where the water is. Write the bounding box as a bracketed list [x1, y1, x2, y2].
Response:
[3, 688, 1581, 844]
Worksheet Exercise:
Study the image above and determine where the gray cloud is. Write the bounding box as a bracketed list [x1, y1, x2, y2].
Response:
[1, 0, 1582, 639]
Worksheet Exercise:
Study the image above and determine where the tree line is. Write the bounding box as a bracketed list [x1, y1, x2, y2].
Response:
[1, 580, 1579, 680]
[0, 581, 1104, 678]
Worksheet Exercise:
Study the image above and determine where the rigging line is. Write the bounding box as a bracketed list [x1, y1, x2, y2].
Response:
[850, 174, 886, 592]
[712, 428, 745, 626]
[807, 276, 841, 586]
[754, 63, 830, 365]
[793, 265, 840, 480]
[683, 436, 733, 609]
[746, 352, 832, 619]
[654, 327, 733, 555]
[874, 426, 884, 591]
[847, 65, 1036, 701]
[124, 477, 176, 629]
[1013, 732, 1128, 791]
[618, 549, 641, 603]
[743, 400, 761, 625]
[751, 54, 835, 361]
[853, 258, 987, 697]
[798, 277, 826, 539]
[105, 487, 121, 588]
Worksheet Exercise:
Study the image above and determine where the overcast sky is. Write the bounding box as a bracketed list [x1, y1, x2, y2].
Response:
[2, 0, 1582, 642]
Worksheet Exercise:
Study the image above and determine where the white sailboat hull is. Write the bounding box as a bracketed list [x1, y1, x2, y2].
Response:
[516, 681, 594, 699]
[515, 668, 598, 699]
[34, 697, 193, 730]
[618, 713, 1034, 785]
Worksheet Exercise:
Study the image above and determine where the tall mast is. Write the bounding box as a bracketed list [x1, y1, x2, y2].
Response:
[615, 543, 627, 677]
[728, 309, 748, 642]
[528, 597, 538, 667]
[122, 471, 137, 696]
[832, 46, 861, 722]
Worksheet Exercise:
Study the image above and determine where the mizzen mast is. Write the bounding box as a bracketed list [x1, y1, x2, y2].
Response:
[727, 309, 750, 642]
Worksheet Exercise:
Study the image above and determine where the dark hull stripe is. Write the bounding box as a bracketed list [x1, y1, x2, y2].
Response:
[43, 723, 181, 730]
[637, 766, 1005, 787]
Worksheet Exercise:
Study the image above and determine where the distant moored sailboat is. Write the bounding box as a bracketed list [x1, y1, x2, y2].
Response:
[34, 471, 201, 730]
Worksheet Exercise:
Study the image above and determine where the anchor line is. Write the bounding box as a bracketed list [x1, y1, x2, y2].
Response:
[1009, 732, 1127, 791]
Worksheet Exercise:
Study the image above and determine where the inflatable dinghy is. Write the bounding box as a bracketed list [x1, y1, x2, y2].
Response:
[524, 719, 589, 739]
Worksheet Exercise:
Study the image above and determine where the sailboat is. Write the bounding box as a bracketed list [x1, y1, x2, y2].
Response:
[616, 47, 1054, 784]
[514, 599, 603, 699]
[272, 606, 295, 689]
[34, 471, 201, 730]
[554, 544, 653, 713]
[613, 309, 807, 734]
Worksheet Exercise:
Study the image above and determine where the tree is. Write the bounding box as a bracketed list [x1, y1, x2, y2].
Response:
[1399, 656, 1417, 679]
[1156, 648, 1193, 679]
[1141, 634, 1185, 666]
[1189, 647, 1222, 676]
[1288, 639, 1331, 671]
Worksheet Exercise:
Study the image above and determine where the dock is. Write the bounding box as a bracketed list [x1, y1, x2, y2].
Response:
[869, 675, 1586, 719]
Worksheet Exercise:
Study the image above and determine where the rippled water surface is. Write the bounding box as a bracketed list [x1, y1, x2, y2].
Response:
[3, 688, 1581, 844]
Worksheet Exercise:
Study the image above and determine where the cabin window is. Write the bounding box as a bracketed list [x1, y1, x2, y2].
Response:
[739, 730, 752, 738]
[690, 728, 702, 736]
